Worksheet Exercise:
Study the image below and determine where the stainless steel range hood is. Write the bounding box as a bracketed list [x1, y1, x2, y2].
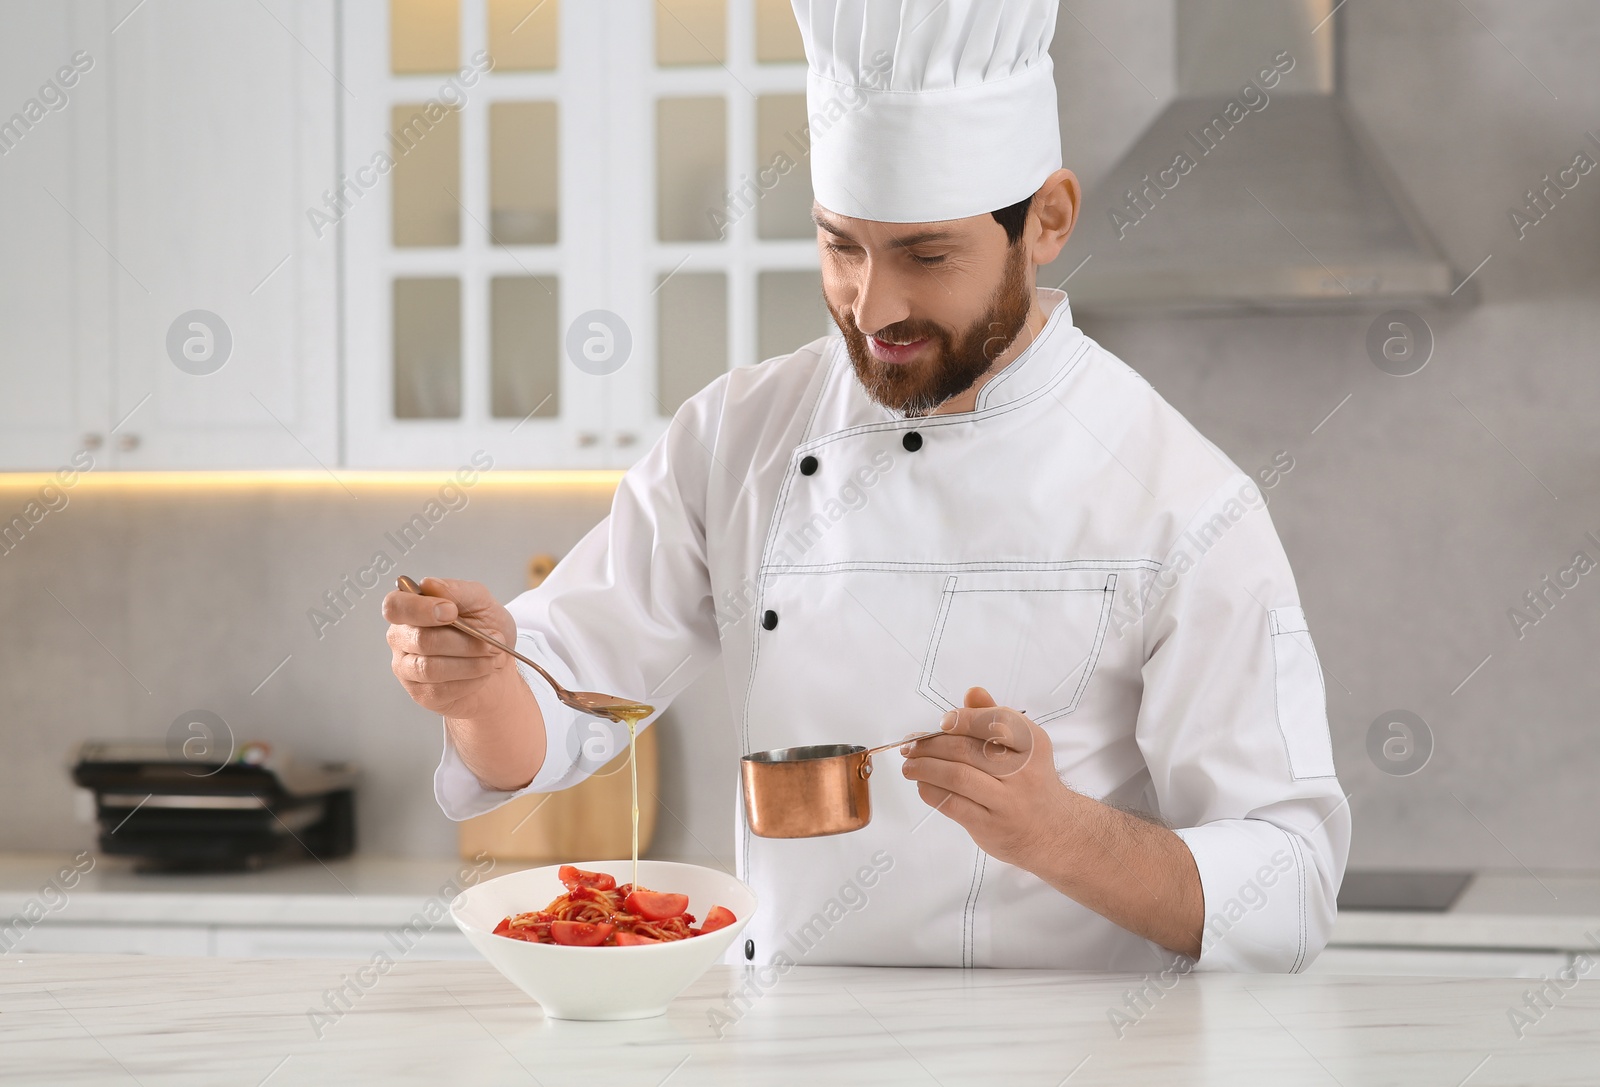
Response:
[1062, 0, 1468, 313]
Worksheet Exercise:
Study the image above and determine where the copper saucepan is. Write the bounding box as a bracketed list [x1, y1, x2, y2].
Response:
[741, 731, 944, 838]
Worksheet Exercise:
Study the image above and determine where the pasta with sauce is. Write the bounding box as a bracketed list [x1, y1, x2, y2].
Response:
[495, 865, 737, 947]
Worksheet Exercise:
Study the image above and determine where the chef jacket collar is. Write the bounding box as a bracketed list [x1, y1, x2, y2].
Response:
[967, 286, 1082, 414]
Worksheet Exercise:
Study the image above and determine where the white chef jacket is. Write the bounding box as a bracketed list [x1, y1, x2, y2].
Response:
[436, 288, 1350, 973]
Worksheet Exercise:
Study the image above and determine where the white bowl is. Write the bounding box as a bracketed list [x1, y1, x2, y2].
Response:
[451, 859, 757, 1021]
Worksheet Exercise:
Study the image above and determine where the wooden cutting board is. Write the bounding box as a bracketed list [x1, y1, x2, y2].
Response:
[455, 727, 659, 862]
[456, 554, 660, 863]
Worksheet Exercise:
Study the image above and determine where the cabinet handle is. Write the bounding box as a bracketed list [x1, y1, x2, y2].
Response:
[117, 433, 141, 452]
[527, 553, 559, 589]
[615, 433, 637, 447]
[577, 432, 600, 447]
[81, 433, 103, 450]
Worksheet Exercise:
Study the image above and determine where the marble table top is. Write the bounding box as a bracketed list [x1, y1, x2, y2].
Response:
[4, 953, 1597, 1086]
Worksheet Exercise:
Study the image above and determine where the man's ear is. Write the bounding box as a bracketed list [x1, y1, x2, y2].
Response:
[1028, 168, 1081, 266]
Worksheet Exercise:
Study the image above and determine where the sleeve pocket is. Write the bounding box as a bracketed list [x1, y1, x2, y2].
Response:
[1269, 606, 1337, 780]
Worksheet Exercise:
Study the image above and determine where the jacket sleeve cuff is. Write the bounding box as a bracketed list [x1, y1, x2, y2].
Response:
[431, 628, 584, 822]
[1174, 820, 1328, 973]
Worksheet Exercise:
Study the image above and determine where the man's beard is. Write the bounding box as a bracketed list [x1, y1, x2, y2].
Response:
[829, 241, 1033, 418]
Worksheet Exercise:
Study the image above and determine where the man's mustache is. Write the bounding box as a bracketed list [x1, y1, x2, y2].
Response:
[849, 318, 947, 346]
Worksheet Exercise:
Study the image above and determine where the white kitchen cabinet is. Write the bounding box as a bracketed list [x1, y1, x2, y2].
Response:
[0, 3, 111, 469]
[0, 0, 338, 471]
[106, 0, 339, 469]
[3, 0, 824, 471]
[341, 0, 614, 468]
[339, 0, 822, 469]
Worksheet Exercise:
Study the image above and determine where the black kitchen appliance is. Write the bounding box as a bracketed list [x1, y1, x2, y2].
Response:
[71, 741, 358, 871]
[1336, 870, 1474, 912]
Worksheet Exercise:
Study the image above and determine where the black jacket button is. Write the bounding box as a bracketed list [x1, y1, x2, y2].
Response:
[744, 939, 755, 961]
[800, 455, 818, 476]
[761, 610, 778, 630]
[902, 431, 923, 452]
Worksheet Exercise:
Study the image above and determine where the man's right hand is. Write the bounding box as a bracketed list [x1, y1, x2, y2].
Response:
[383, 576, 525, 720]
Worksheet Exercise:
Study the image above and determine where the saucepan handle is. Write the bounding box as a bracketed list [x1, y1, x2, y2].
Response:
[860, 730, 946, 759]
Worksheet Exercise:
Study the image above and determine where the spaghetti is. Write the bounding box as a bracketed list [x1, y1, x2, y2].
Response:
[494, 865, 737, 947]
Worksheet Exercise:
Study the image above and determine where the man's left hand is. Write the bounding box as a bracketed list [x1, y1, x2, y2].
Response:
[900, 685, 1073, 868]
[901, 685, 1205, 959]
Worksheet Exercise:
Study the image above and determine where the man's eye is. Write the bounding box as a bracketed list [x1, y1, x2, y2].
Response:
[824, 241, 860, 256]
[910, 254, 947, 267]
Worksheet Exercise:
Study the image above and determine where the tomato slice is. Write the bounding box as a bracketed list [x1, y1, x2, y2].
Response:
[700, 905, 737, 933]
[624, 889, 689, 921]
[494, 921, 547, 943]
[611, 932, 661, 946]
[495, 912, 553, 943]
[549, 920, 615, 946]
[558, 866, 617, 891]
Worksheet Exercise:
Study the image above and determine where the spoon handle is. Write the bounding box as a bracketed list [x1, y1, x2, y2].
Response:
[863, 730, 947, 758]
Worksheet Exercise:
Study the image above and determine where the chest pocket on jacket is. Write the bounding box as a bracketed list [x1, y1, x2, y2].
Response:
[917, 570, 1118, 723]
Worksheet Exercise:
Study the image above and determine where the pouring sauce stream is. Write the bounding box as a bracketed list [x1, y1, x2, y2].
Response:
[610, 705, 653, 890]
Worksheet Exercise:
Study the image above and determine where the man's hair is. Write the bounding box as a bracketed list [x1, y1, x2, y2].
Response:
[991, 194, 1034, 246]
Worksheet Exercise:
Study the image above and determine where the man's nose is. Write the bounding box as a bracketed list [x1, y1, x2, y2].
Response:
[852, 259, 913, 338]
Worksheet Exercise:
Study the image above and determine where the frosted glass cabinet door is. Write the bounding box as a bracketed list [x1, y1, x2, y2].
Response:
[491, 276, 561, 420]
[341, 0, 819, 469]
[599, 0, 821, 467]
[755, 0, 806, 62]
[487, 0, 559, 71]
[657, 272, 728, 415]
[758, 271, 830, 360]
[391, 103, 463, 248]
[657, 97, 727, 243]
[106, 0, 339, 469]
[342, 0, 612, 468]
[656, 0, 727, 66]
[393, 278, 463, 418]
[489, 102, 559, 245]
[391, 0, 462, 73]
[755, 95, 814, 240]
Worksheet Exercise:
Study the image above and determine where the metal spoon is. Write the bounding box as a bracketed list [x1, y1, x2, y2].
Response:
[394, 575, 654, 724]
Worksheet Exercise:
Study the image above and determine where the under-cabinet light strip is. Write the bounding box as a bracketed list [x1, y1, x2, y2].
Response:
[0, 471, 625, 491]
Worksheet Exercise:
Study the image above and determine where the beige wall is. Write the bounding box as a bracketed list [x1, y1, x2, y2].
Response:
[0, 476, 744, 865]
[1052, 0, 1600, 868]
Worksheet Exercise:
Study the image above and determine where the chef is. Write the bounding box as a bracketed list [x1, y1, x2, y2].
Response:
[384, 0, 1349, 973]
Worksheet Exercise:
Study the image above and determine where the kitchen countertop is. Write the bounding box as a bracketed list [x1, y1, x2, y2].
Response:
[1330, 871, 1600, 952]
[5, 852, 1598, 952]
[0, 852, 548, 928]
[4, 953, 1598, 1086]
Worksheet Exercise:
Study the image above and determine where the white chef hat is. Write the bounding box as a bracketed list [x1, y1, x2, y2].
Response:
[791, 0, 1062, 224]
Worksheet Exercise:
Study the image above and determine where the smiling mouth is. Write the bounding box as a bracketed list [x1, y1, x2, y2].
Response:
[868, 335, 929, 363]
